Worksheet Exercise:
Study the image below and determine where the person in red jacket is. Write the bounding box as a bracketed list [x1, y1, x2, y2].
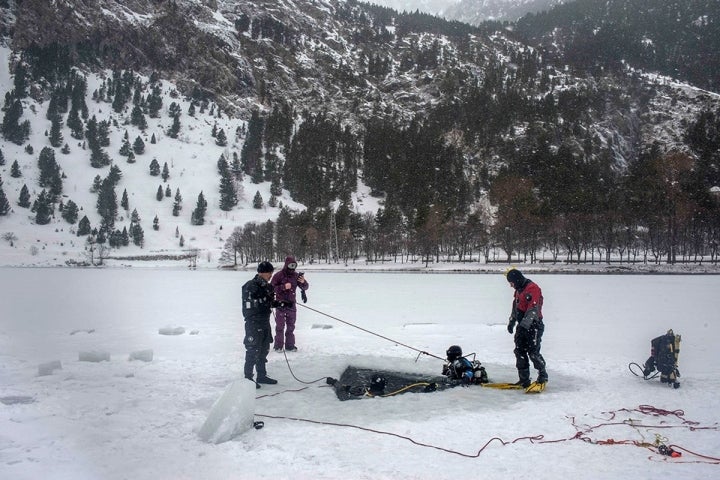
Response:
[271, 256, 309, 352]
[506, 268, 548, 388]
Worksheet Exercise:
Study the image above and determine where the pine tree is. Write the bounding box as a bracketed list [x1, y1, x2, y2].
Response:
[179, 234, 185, 247]
[130, 105, 148, 130]
[253, 191, 264, 209]
[77, 215, 92, 236]
[18, 184, 31, 208]
[0, 182, 10, 215]
[38, 147, 62, 197]
[10, 160, 21, 178]
[13, 62, 28, 99]
[172, 188, 182, 216]
[156, 185, 164, 201]
[147, 159, 160, 177]
[119, 138, 132, 156]
[61, 143, 70, 154]
[107, 165, 122, 186]
[216, 128, 227, 146]
[133, 136, 145, 154]
[147, 85, 163, 118]
[151, 133, 157, 144]
[165, 184, 172, 197]
[153, 215, 159, 231]
[66, 108, 83, 139]
[167, 116, 180, 138]
[121, 226, 129, 246]
[0, 148, 5, 166]
[34, 190, 52, 225]
[121, 189, 129, 211]
[162, 162, 170, 181]
[49, 113, 64, 147]
[270, 175, 282, 196]
[231, 152, 242, 180]
[191, 191, 208, 225]
[61, 199, 79, 224]
[1, 99, 31, 145]
[96, 178, 117, 230]
[129, 208, 144, 246]
[219, 168, 237, 211]
[91, 175, 102, 193]
[241, 110, 264, 179]
[168, 102, 182, 118]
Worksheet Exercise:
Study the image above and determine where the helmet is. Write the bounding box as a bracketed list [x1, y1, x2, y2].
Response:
[446, 345, 463, 361]
[506, 268, 525, 286]
[257, 261, 274, 273]
[369, 374, 387, 394]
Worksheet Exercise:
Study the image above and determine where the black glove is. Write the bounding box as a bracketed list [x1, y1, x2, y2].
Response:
[301, 289, 307, 303]
[461, 375, 471, 386]
[507, 320, 516, 334]
[271, 300, 281, 308]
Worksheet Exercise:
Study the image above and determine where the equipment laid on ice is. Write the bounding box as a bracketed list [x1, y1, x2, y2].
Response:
[329, 367, 445, 400]
[630, 329, 681, 388]
[328, 346, 491, 400]
[482, 381, 546, 393]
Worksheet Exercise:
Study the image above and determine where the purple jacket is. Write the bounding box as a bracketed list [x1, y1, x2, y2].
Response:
[271, 256, 309, 306]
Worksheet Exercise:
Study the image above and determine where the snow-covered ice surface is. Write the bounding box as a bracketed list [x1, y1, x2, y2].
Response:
[1, 268, 719, 479]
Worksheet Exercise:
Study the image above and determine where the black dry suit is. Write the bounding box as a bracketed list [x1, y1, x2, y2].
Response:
[442, 346, 489, 385]
[508, 272, 548, 387]
[643, 330, 681, 388]
[242, 274, 274, 380]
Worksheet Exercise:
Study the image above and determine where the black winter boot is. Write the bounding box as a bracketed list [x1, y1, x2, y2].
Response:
[257, 376, 278, 385]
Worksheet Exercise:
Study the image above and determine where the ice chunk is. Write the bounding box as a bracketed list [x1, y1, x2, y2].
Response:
[38, 360, 62, 376]
[158, 326, 186, 335]
[311, 324, 333, 329]
[129, 349, 153, 362]
[198, 379, 256, 444]
[0, 396, 35, 405]
[70, 328, 95, 335]
[79, 351, 110, 362]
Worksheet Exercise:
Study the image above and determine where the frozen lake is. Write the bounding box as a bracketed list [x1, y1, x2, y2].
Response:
[1, 268, 719, 479]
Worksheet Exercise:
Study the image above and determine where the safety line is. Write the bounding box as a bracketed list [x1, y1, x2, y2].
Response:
[298, 303, 444, 360]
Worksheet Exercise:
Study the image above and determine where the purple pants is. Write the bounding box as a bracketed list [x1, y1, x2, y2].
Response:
[274, 308, 296, 349]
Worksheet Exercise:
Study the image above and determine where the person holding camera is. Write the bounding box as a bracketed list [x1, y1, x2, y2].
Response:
[271, 255, 309, 352]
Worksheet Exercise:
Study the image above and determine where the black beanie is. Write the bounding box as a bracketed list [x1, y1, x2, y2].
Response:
[257, 261, 274, 273]
[506, 268, 525, 285]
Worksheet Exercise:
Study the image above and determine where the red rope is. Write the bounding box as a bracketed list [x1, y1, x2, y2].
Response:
[255, 400, 720, 463]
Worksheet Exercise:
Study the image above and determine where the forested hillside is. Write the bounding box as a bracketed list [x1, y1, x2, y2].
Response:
[1, 0, 719, 267]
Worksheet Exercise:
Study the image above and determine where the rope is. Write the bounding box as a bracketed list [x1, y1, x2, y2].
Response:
[254, 412, 544, 458]
[366, 382, 434, 398]
[271, 310, 331, 386]
[298, 303, 444, 361]
[628, 362, 659, 379]
[254, 403, 720, 463]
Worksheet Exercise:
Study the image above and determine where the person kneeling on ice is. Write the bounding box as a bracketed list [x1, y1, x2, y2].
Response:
[442, 345, 489, 385]
[242, 261, 279, 389]
[642, 329, 681, 388]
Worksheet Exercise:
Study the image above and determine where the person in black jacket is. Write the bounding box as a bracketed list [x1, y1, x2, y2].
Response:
[242, 261, 278, 388]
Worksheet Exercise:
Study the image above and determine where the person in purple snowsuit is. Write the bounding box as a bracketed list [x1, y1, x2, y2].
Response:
[271, 256, 309, 352]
